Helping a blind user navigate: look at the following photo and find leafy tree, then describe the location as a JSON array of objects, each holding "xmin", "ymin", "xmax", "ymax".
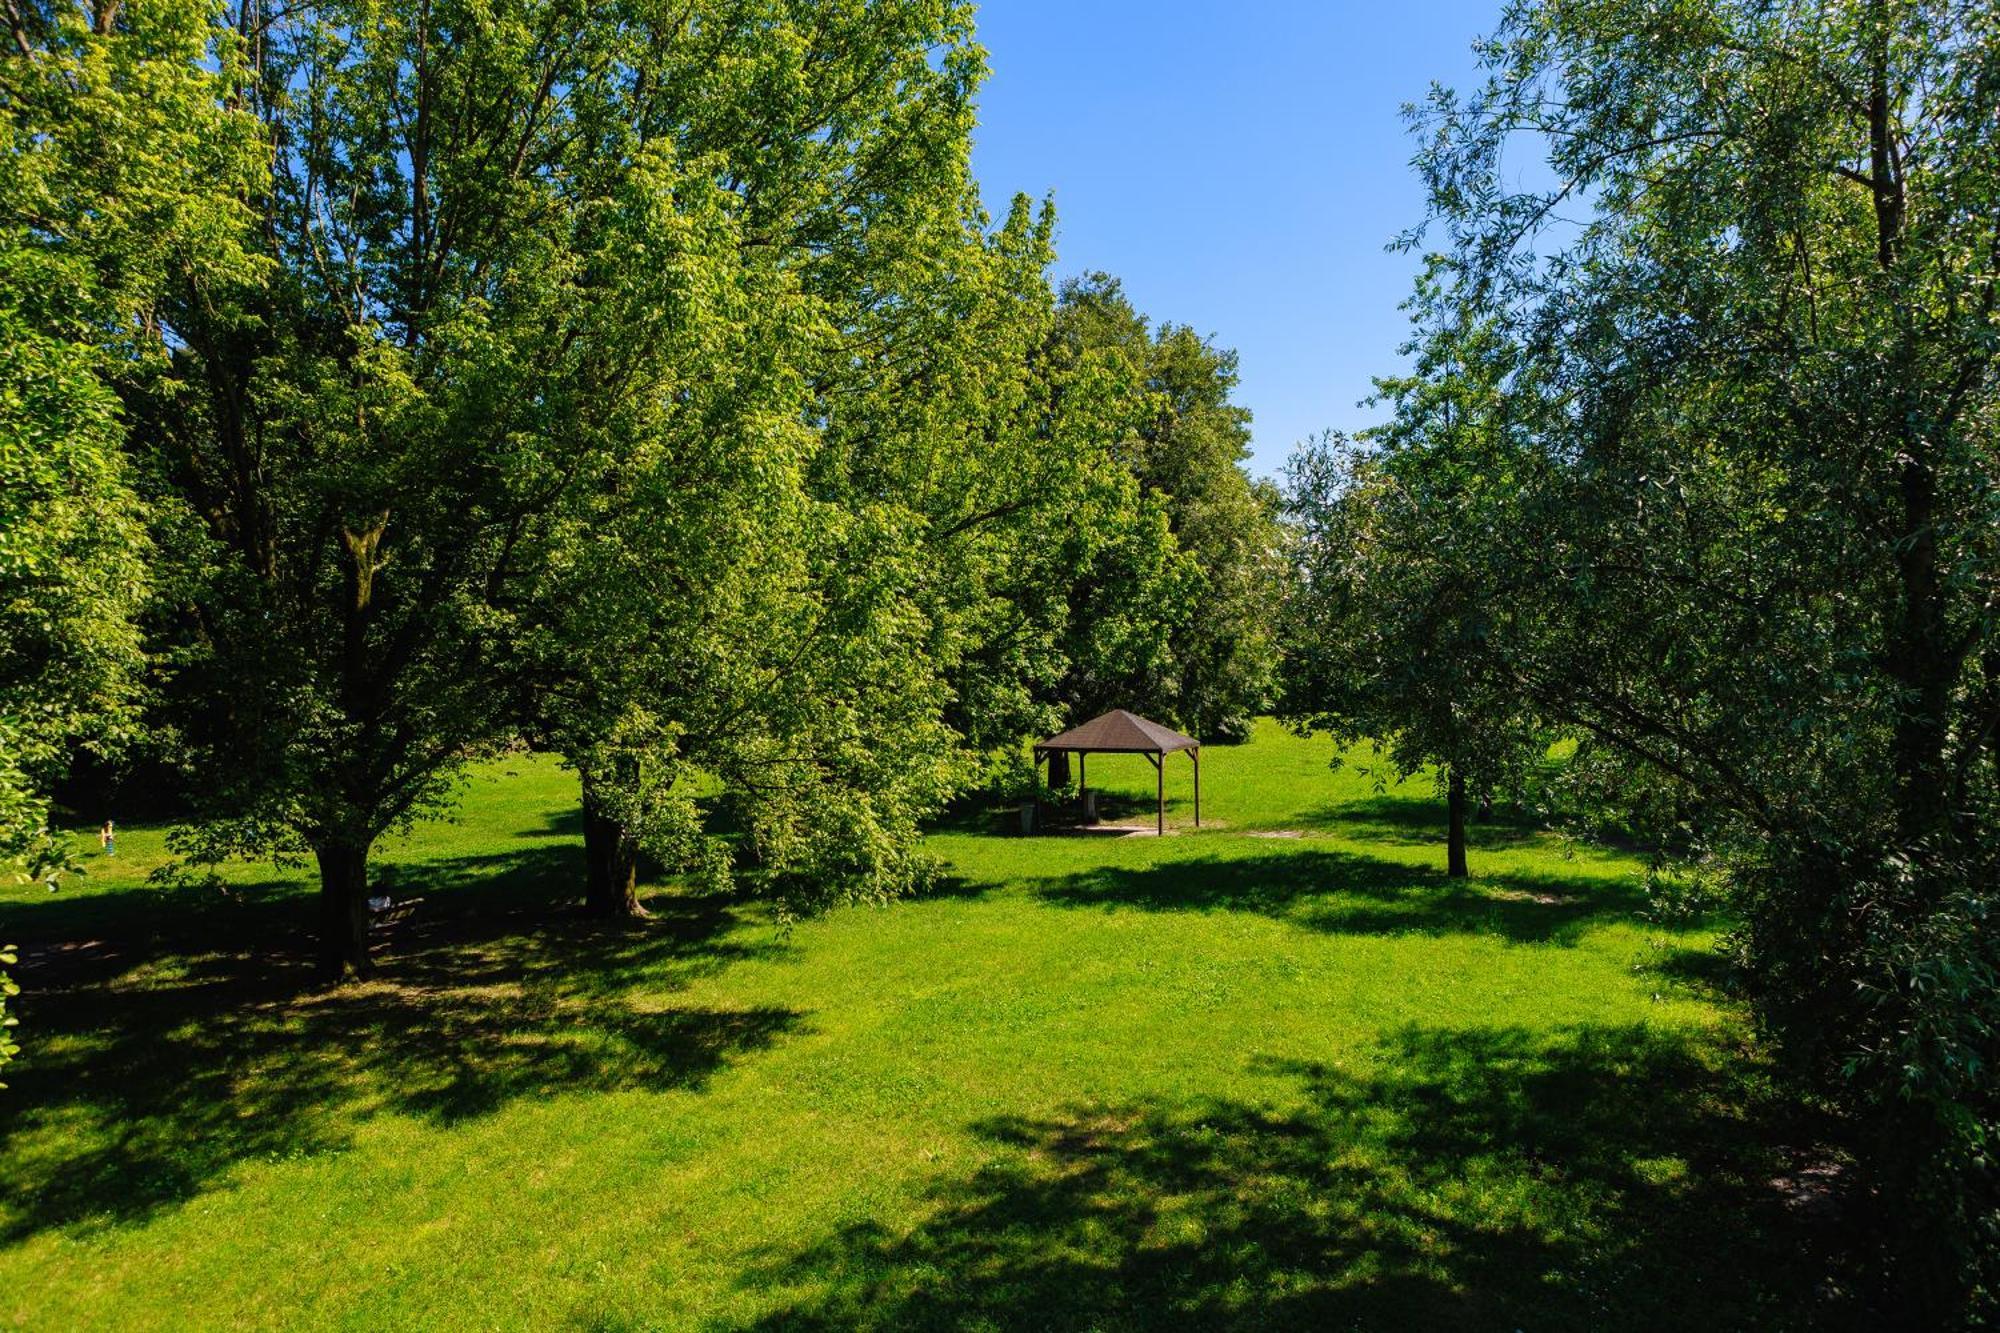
[
  {"xmin": 1, "ymin": 0, "xmax": 262, "ymax": 1077},
  {"xmin": 0, "ymin": 310, "xmax": 140, "ymax": 884},
  {"xmin": 1048, "ymin": 274, "xmax": 1280, "ymax": 741},
  {"xmin": 1279, "ymin": 285, "xmax": 1561, "ymax": 876},
  {"xmin": 518, "ymin": 274, "xmax": 806, "ymax": 916},
  {"xmin": 768, "ymin": 172, "xmax": 1189, "ymax": 794},
  {"xmin": 1378, "ymin": 0, "xmax": 2000, "ymax": 1312},
  {"xmin": 525, "ymin": 301, "xmax": 974, "ymax": 920},
  {"xmin": 510, "ymin": 2, "xmax": 1028, "ymax": 917},
  {"xmin": 1279, "ymin": 418, "xmax": 1546, "ymax": 878},
  {"xmin": 546, "ymin": 90, "xmax": 1281, "ymax": 895}
]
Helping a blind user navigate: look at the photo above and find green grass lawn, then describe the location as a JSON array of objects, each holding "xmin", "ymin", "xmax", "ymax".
[{"xmin": 0, "ymin": 722, "xmax": 1844, "ymax": 1329}]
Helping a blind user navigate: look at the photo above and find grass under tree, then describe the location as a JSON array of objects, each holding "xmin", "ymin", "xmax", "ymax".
[{"xmin": 0, "ymin": 723, "xmax": 1849, "ymax": 1328}]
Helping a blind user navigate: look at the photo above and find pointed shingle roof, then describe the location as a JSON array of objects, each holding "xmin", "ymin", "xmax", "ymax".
[{"xmin": 1034, "ymin": 709, "xmax": 1199, "ymax": 755}]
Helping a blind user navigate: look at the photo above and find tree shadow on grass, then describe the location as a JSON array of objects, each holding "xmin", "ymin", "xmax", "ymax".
[
  {"xmin": 1069, "ymin": 788, "xmax": 1191, "ymax": 826},
  {"xmin": 1302, "ymin": 791, "xmax": 1547, "ymax": 848},
  {"xmin": 516, "ymin": 805, "xmax": 585, "ymax": 839},
  {"xmin": 1635, "ymin": 941, "xmax": 1741, "ymax": 998},
  {"xmin": 743, "ymin": 1024, "xmax": 1855, "ymax": 1331},
  {"xmin": 0, "ymin": 844, "xmax": 800, "ymax": 1244},
  {"xmin": 927, "ymin": 789, "xmax": 1198, "ymax": 839},
  {"xmin": 1035, "ymin": 848, "xmax": 1655, "ymax": 946}
]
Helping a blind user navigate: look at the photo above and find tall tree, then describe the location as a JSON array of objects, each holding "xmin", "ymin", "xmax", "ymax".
[
  {"xmin": 1378, "ymin": 0, "xmax": 2000, "ymax": 1312},
  {"xmin": 1278, "ymin": 302, "xmax": 1552, "ymax": 876},
  {"xmin": 516, "ymin": 1, "xmax": 1017, "ymax": 917},
  {"xmin": 1279, "ymin": 420, "xmax": 1546, "ymax": 880},
  {"xmin": 1048, "ymin": 274, "xmax": 1280, "ymax": 741},
  {"xmin": 2, "ymin": 0, "xmax": 259, "ymax": 872}
]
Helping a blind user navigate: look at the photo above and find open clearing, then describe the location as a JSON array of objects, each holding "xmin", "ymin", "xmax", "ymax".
[{"xmin": 0, "ymin": 723, "xmax": 1836, "ymax": 1328}]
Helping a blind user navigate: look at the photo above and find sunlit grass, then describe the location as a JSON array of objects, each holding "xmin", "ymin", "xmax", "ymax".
[{"xmin": 0, "ymin": 722, "xmax": 1836, "ymax": 1328}]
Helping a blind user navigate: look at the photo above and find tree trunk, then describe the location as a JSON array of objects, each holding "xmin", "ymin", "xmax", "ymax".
[
  {"xmin": 1889, "ymin": 451, "xmax": 1953, "ymax": 847},
  {"xmin": 1985, "ymin": 643, "xmax": 2000, "ymax": 794},
  {"xmin": 580, "ymin": 774, "xmax": 645, "ymax": 918},
  {"xmin": 1446, "ymin": 768, "xmax": 1469, "ymax": 879},
  {"xmin": 1863, "ymin": 16, "xmax": 1953, "ymax": 854},
  {"xmin": 313, "ymin": 840, "xmax": 374, "ymax": 981}
]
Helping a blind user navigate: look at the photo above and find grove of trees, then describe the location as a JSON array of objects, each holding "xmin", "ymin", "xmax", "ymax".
[
  {"xmin": 0, "ymin": 0, "xmax": 1273, "ymax": 986},
  {"xmin": 1280, "ymin": 1, "xmax": 2000, "ymax": 1318}
]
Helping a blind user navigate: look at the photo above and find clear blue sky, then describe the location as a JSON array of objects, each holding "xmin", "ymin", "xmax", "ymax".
[{"xmin": 969, "ymin": 1, "xmax": 1504, "ymax": 478}]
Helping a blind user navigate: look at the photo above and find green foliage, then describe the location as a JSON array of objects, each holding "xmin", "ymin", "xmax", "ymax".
[
  {"xmin": 801, "ymin": 188, "xmax": 1095, "ymax": 774},
  {"xmin": 1353, "ymin": 0, "xmax": 2000, "ymax": 1314},
  {"xmin": 1278, "ymin": 416, "xmax": 1548, "ymax": 805},
  {"xmin": 508, "ymin": 3, "xmax": 1042, "ymax": 909},
  {"xmin": 1049, "ymin": 274, "xmax": 1281, "ymax": 741},
  {"xmin": 0, "ymin": 313, "xmax": 136, "ymax": 884},
  {"xmin": 1, "ymin": 0, "xmax": 264, "ymax": 1080},
  {"xmin": 1276, "ymin": 309, "xmax": 1557, "ymax": 880},
  {"xmin": 83, "ymin": 0, "xmax": 1281, "ymax": 968}
]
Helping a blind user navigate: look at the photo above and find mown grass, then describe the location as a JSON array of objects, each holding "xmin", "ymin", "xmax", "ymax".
[{"xmin": 0, "ymin": 722, "xmax": 1848, "ymax": 1328}]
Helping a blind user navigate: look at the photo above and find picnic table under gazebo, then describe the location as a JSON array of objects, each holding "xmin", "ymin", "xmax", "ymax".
[{"xmin": 1032, "ymin": 709, "xmax": 1200, "ymax": 835}]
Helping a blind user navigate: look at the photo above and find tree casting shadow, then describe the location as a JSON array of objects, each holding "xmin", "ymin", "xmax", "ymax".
[
  {"xmin": 744, "ymin": 1024, "xmax": 1853, "ymax": 1330},
  {"xmin": 0, "ymin": 843, "xmax": 800, "ymax": 1244}
]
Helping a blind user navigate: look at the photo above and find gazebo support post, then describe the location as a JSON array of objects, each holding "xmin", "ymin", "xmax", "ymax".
[
  {"xmin": 1078, "ymin": 752, "xmax": 1087, "ymax": 819},
  {"xmin": 1192, "ymin": 747, "xmax": 1200, "ymax": 827},
  {"xmin": 1151, "ymin": 752, "xmax": 1164, "ymax": 835}
]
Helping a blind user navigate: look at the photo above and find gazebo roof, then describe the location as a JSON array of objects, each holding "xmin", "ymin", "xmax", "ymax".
[{"xmin": 1034, "ymin": 709, "xmax": 1199, "ymax": 755}]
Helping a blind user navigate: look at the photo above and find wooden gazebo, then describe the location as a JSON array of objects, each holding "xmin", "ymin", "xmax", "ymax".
[{"xmin": 1033, "ymin": 709, "xmax": 1200, "ymax": 835}]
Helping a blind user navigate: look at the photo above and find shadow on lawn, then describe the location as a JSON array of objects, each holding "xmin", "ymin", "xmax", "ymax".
[
  {"xmin": 744, "ymin": 1024, "xmax": 1853, "ymax": 1331},
  {"xmin": 517, "ymin": 805, "xmax": 586, "ymax": 839},
  {"xmin": 1036, "ymin": 849, "xmax": 1652, "ymax": 946},
  {"xmin": 0, "ymin": 844, "xmax": 798, "ymax": 1244},
  {"xmin": 927, "ymin": 788, "xmax": 1199, "ymax": 839},
  {"xmin": 1302, "ymin": 792, "xmax": 1548, "ymax": 850}
]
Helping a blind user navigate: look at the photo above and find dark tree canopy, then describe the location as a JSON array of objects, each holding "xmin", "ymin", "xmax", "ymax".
[{"xmin": 1284, "ymin": 0, "xmax": 2000, "ymax": 1314}]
